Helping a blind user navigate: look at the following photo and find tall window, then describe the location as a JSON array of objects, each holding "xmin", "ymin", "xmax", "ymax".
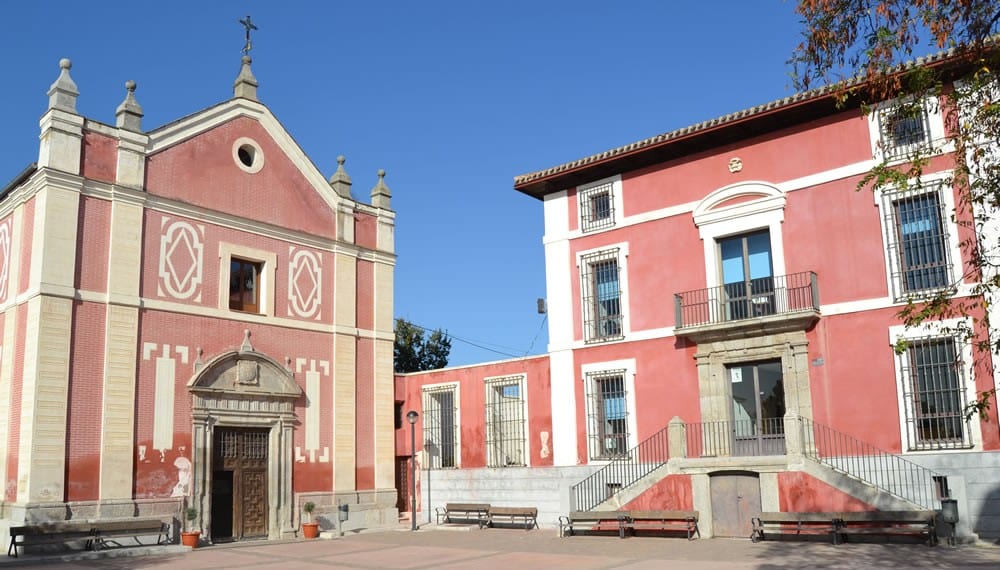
[
  {"xmin": 484, "ymin": 375, "xmax": 526, "ymax": 467},
  {"xmin": 581, "ymin": 249, "xmax": 623, "ymax": 343},
  {"xmin": 881, "ymin": 187, "xmax": 953, "ymax": 300},
  {"xmin": 718, "ymin": 230, "xmax": 774, "ymax": 320},
  {"xmin": 898, "ymin": 337, "xmax": 972, "ymax": 450},
  {"xmin": 580, "ymin": 181, "xmax": 616, "ymax": 232},
  {"xmin": 585, "ymin": 370, "xmax": 629, "ymax": 460},
  {"xmin": 878, "ymin": 103, "xmax": 932, "ymax": 160},
  {"xmin": 229, "ymin": 258, "xmax": 262, "ymax": 313},
  {"xmin": 422, "ymin": 385, "xmax": 458, "ymax": 468}
]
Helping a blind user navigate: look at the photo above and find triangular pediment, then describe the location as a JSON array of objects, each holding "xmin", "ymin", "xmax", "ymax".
[{"xmin": 188, "ymin": 349, "xmax": 302, "ymax": 400}]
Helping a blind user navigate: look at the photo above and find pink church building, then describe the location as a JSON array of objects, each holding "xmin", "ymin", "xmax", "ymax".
[
  {"xmin": 396, "ymin": 52, "xmax": 1000, "ymax": 540},
  {"xmin": 0, "ymin": 56, "xmax": 398, "ymax": 543}
]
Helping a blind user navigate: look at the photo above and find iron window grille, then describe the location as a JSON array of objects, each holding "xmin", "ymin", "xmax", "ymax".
[
  {"xmin": 881, "ymin": 186, "xmax": 954, "ymax": 301},
  {"xmin": 580, "ymin": 249, "xmax": 623, "ymax": 343},
  {"xmin": 484, "ymin": 375, "xmax": 526, "ymax": 467},
  {"xmin": 585, "ymin": 370, "xmax": 630, "ymax": 460},
  {"xmin": 879, "ymin": 102, "xmax": 932, "ymax": 160},
  {"xmin": 898, "ymin": 337, "xmax": 973, "ymax": 451},
  {"xmin": 421, "ymin": 385, "xmax": 458, "ymax": 468},
  {"xmin": 580, "ymin": 181, "xmax": 615, "ymax": 232}
]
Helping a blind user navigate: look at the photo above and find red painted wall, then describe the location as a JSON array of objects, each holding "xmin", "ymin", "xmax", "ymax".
[
  {"xmin": 622, "ymin": 474, "xmax": 693, "ymax": 510},
  {"xmin": 778, "ymin": 471, "xmax": 874, "ymax": 512},
  {"xmin": 356, "ymin": 337, "xmax": 375, "ymax": 489},
  {"xmin": 80, "ymin": 131, "xmax": 117, "ymax": 184},
  {"xmin": 144, "ymin": 117, "xmax": 337, "ymax": 240},
  {"xmin": 65, "ymin": 301, "xmax": 106, "ymax": 501},
  {"xmin": 74, "ymin": 196, "xmax": 111, "ymax": 293}
]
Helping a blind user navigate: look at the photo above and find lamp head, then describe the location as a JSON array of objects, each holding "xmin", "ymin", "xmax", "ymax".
[{"xmin": 406, "ymin": 410, "xmax": 419, "ymax": 425}]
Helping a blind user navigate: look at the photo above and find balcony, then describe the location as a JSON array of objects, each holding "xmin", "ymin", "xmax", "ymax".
[{"xmin": 674, "ymin": 271, "xmax": 820, "ymax": 342}]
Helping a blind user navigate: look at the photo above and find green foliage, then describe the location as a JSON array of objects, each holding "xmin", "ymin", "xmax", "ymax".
[
  {"xmin": 793, "ymin": 1, "xmax": 1000, "ymax": 420},
  {"xmin": 394, "ymin": 318, "xmax": 453, "ymax": 373}
]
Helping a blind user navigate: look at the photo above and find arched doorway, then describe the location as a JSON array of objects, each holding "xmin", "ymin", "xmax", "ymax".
[
  {"xmin": 710, "ymin": 471, "xmax": 762, "ymax": 538},
  {"xmin": 187, "ymin": 332, "xmax": 302, "ymax": 542}
]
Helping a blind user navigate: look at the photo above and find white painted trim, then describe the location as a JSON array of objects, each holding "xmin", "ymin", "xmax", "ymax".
[
  {"xmin": 483, "ymin": 373, "xmax": 530, "ymax": 467},
  {"xmin": 549, "ymin": 349, "xmax": 577, "ymax": 466},
  {"xmin": 218, "ymin": 243, "xmax": 278, "ymax": 317},
  {"xmin": 576, "ymin": 175, "xmax": 623, "ymax": 233},
  {"xmin": 580, "ymin": 358, "xmax": 638, "ymax": 464},
  {"xmin": 576, "ymin": 243, "xmax": 631, "ymax": 344},
  {"xmin": 232, "ymin": 137, "xmax": 265, "ymax": 174},
  {"xmin": 867, "ymin": 94, "xmax": 951, "ymax": 163},
  {"xmin": 888, "ymin": 318, "xmax": 983, "ymax": 454},
  {"xmin": 420, "ymin": 381, "xmax": 462, "ymax": 469}
]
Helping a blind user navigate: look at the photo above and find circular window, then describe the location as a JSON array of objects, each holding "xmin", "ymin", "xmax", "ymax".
[{"xmin": 232, "ymin": 137, "xmax": 264, "ymax": 173}]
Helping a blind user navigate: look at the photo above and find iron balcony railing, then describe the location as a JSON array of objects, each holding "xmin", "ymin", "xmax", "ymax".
[
  {"xmin": 571, "ymin": 423, "xmax": 671, "ymax": 512},
  {"xmin": 685, "ymin": 419, "xmax": 787, "ymax": 458},
  {"xmin": 674, "ymin": 271, "xmax": 819, "ymax": 328},
  {"xmin": 801, "ymin": 417, "xmax": 942, "ymax": 510}
]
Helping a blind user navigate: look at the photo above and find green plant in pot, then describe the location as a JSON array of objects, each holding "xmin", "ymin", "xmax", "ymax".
[
  {"xmin": 302, "ymin": 501, "xmax": 319, "ymax": 539},
  {"xmin": 181, "ymin": 506, "xmax": 201, "ymax": 547}
]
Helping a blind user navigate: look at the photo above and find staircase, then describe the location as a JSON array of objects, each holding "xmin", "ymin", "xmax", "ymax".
[{"xmin": 570, "ymin": 424, "xmax": 670, "ymax": 512}]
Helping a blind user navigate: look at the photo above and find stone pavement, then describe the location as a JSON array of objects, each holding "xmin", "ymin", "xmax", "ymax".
[{"xmin": 3, "ymin": 524, "xmax": 1000, "ymax": 569}]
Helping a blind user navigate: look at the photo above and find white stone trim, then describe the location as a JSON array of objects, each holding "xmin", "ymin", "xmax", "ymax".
[
  {"xmin": 888, "ymin": 318, "xmax": 982, "ymax": 454},
  {"xmin": 218, "ymin": 243, "xmax": 277, "ymax": 317},
  {"xmin": 232, "ymin": 137, "xmax": 264, "ymax": 174},
  {"xmin": 867, "ymin": 94, "xmax": 950, "ymax": 163},
  {"xmin": 549, "ymin": 349, "xmax": 577, "ymax": 466},
  {"xmin": 580, "ymin": 358, "xmax": 638, "ymax": 464},
  {"xmin": 575, "ymin": 242, "xmax": 630, "ymax": 343},
  {"xmin": 483, "ymin": 373, "xmax": 530, "ymax": 467}
]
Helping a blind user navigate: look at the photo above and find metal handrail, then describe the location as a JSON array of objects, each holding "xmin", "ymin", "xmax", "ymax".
[
  {"xmin": 801, "ymin": 417, "xmax": 943, "ymax": 510},
  {"xmin": 570, "ymin": 424, "xmax": 671, "ymax": 512},
  {"xmin": 674, "ymin": 271, "xmax": 819, "ymax": 328},
  {"xmin": 685, "ymin": 419, "xmax": 787, "ymax": 458}
]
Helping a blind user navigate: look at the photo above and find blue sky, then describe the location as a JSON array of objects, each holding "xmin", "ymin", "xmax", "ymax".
[{"xmin": 0, "ymin": 1, "xmax": 807, "ymax": 366}]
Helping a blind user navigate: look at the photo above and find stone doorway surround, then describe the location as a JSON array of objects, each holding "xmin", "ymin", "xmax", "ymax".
[{"xmin": 187, "ymin": 331, "xmax": 302, "ymax": 542}]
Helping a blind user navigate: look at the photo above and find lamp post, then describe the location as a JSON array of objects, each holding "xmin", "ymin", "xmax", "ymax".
[{"xmin": 406, "ymin": 410, "xmax": 419, "ymax": 531}]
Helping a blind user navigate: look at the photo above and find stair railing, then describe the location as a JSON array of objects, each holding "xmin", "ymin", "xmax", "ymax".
[{"xmin": 570, "ymin": 423, "xmax": 671, "ymax": 512}]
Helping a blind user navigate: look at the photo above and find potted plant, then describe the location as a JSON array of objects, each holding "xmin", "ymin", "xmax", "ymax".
[
  {"xmin": 302, "ymin": 501, "xmax": 319, "ymax": 539},
  {"xmin": 181, "ymin": 506, "xmax": 201, "ymax": 547}
]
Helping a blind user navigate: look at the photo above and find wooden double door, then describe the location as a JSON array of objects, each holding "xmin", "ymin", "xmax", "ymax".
[
  {"xmin": 211, "ymin": 428, "xmax": 269, "ymax": 541},
  {"xmin": 710, "ymin": 472, "xmax": 762, "ymax": 538}
]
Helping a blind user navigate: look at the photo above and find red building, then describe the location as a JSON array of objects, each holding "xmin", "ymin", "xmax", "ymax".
[
  {"xmin": 396, "ymin": 53, "xmax": 999, "ymax": 540},
  {"xmin": 0, "ymin": 56, "xmax": 398, "ymax": 543}
]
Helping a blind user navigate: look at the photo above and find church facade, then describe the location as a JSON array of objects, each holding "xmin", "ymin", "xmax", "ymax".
[{"xmin": 0, "ymin": 56, "xmax": 397, "ymax": 542}]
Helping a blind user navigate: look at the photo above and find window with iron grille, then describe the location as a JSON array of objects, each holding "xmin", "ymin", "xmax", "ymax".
[
  {"xmin": 881, "ymin": 186, "xmax": 954, "ymax": 300},
  {"xmin": 878, "ymin": 103, "xmax": 931, "ymax": 160},
  {"xmin": 898, "ymin": 337, "xmax": 972, "ymax": 450},
  {"xmin": 484, "ymin": 375, "xmax": 526, "ymax": 467},
  {"xmin": 585, "ymin": 370, "xmax": 629, "ymax": 460},
  {"xmin": 421, "ymin": 385, "xmax": 458, "ymax": 468},
  {"xmin": 580, "ymin": 249, "xmax": 623, "ymax": 343},
  {"xmin": 580, "ymin": 181, "xmax": 615, "ymax": 232}
]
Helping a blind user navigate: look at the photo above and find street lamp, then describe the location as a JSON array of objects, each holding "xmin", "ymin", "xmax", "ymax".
[{"xmin": 406, "ymin": 410, "xmax": 419, "ymax": 531}]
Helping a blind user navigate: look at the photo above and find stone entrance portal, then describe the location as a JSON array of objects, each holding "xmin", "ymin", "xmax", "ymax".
[{"xmin": 188, "ymin": 332, "xmax": 302, "ymax": 542}]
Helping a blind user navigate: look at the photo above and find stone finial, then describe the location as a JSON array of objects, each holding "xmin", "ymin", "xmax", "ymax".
[
  {"xmin": 115, "ymin": 80, "xmax": 144, "ymax": 131},
  {"xmin": 240, "ymin": 329, "xmax": 254, "ymax": 352},
  {"xmin": 233, "ymin": 55, "xmax": 258, "ymax": 101},
  {"xmin": 47, "ymin": 58, "xmax": 79, "ymax": 113},
  {"xmin": 329, "ymin": 155, "xmax": 353, "ymax": 198},
  {"xmin": 370, "ymin": 169, "xmax": 391, "ymax": 209}
]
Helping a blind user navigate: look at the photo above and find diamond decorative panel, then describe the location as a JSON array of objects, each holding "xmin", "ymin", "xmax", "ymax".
[
  {"xmin": 157, "ymin": 219, "xmax": 204, "ymax": 301},
  {"xmin": 0, "ymin": 219, "xmax": 10, "ymax": 303},
  {"xmin": 288, "ymin": 248, "xmax": 321, "ymax": 319}
]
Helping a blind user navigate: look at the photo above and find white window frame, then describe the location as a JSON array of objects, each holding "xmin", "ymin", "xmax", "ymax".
[
  {"xmin": 576, "ymin": 243, "xmax": 630, "ymax": 343},
  {"xmin": 421, "ymin": 382, "xmax": 461, "ymax": 469},
  {"xmin": 483, "ymin": 373, "xmax": 529, "ymax": 468},
  {"xmin": 889, "ymin": 318, "xmax": 981, "ymax": 453},
  {"xmin": 873, "ymin": 172, "xmax": 962, "ymax": 302},
  {"xmin": 218, "ymin": 243, "xmax": 277, "ymax": 317},
  {"xmin": 867, "ymin": 94, "xmax": 947, "ymax": 163},
  {"xmin": 581, "ymin": 359, "xmax": 638, "ymax": 463},
  {"xmin": 577, "ymin": 175, "xmax": 623, "ymax": 233}
]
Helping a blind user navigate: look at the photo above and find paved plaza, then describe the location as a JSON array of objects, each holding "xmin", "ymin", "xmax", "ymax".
[{"xmin": 3, "ymin": 524, "xmax": 1000, "ymax": 569}]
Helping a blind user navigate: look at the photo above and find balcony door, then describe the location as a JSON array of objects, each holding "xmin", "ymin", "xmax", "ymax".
[
  {"xmin": 719, "ymin": 231, "xmax": 774, "ymax": 320},
  {"xmin": 729, "ymin": 360, "xmax": 785, "ymax": 456}
]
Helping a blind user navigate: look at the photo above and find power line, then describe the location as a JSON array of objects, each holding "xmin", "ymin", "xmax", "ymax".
[{"xmin": 402, "ymin": 320, "xmax": 527, "ymax": 360}]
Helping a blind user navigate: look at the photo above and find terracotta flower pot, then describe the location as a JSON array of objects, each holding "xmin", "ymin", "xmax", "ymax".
[
  {"xmin": 181, "ymin": 531, "xmax": 201, "ymax": 547},
  {"xmin": 302, "ymin": 522, "xmax": 319, "ymax": 539}
]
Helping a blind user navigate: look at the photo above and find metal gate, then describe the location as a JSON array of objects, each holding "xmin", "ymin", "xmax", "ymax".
[
  {"xmin": 212, "ymin": 428, "xmax": 269, "ymax": 541},
  {"xmin": 710, "ymin": 472, "xmax": 761, "ymax": 538}
]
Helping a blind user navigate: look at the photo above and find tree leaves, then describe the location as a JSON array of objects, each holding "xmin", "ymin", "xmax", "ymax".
[{"xmin": 393, "ymin": 318, "xmax": 453, "ymax": 373}]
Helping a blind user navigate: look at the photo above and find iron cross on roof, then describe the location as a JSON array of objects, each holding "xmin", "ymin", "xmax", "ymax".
[{"xmin": 239, "ymin": 15, "xmax": 258, "ymax": 55}]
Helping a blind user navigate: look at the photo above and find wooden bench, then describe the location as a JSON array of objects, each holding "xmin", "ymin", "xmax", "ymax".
[
  {"xmin": 8, "ymin": 522, "xmax": 96, "ymax": 558},
  {"xmin": 558, "ymin": 511, "xmax": 629, "ymax": 538},
  {"xmin": 836, "ymin": 510, "xmax": 937, "ymax": 546},
  {"xmin": 91, "ymin": 518, "xmax": 169, "ymax": 551},
  {"xmin": 752, "ymin": 512, "xmax": 841, "ymax": 544},
  {"xmin": 487, "ymin": 506, "xmax": 538, "ymax": 530},
  {"xmin": 435, "ymin": 503, "xmax": 491, "ymax": 528},
  {"xmin": 622, "ymin": 510, "xmax": 700, "ymax": 540}
]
